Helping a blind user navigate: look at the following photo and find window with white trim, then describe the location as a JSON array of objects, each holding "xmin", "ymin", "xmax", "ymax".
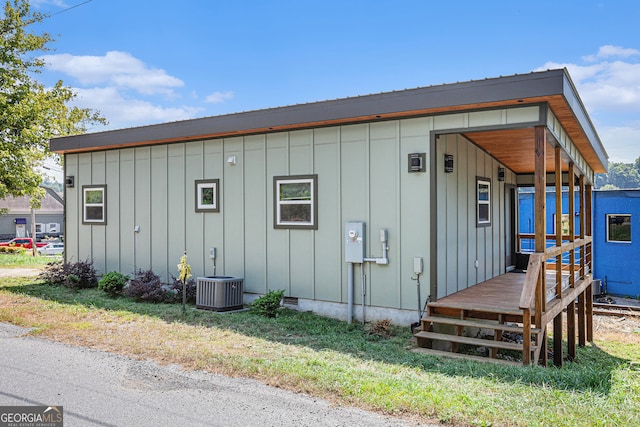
[
  {"xmin": 83, "ymin": 185, "xmax": 106, "ymax": 224},
  {"xmin": 606, "ymin": 214, "xmax": 631, "ymax": 242},
  {"xmin": 273, "ymin": 175, "xmax": 317, "ymax": 229},
  {"xmin": 476, "ymin": 177, "xmax": 491, "ymax": 227},
  {"xmin": 195, "ymin": 179, "xmax": 219, "ymax": 212}
]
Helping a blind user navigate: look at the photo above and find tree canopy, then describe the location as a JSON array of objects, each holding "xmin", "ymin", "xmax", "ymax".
[
  {"xmin": 0, "ymin": 0, "xmax": 105, "ymax": 204},
  {"xmin": 595, "ymin": 158, "xmax": 640, "ymax": 190}
]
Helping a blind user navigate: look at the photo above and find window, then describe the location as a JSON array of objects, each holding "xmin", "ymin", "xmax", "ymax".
[
  {"xmin": 83, "ymin": 185, "xmax": 106, "ymax": 224},
  {"xmin": 274, "ymin": 175, "xmax": 318, "ymax": 229},
  {"xmin": 476, "ymin": 177, "xmax": 491, "ymax": 227},
  {"xmin": 195, "ymin": 179, "xmax": 219, "ymax": 212},
  {"xmin": 606, "ymin": 214, "xmax": 631, "ymax": 242}
]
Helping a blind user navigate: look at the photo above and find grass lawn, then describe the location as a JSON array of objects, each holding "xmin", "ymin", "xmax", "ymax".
[
  {"xmin": 0, "ymin": 251, "xmax": 59, "ymax": 268},
  {"xmin": 0, "ymin": 263, "xmax": 638, "ymax": 426}
]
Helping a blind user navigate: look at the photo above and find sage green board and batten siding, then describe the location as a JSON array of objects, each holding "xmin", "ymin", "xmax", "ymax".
[
  {"xmin": 435, "ymin": 134, "xmax": 516, "ymax": 301},
  {"xmin": 64, "ymin": 118, "xmax": 429, "ymax": 311},
  {"xmin": 63, "ymin": 105, "xmax": 537, "ymax": 311}
]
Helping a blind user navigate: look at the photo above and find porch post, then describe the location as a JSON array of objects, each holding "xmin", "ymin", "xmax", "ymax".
[
  {"xmin": 578, "ymin": 175, "xmax": 587, "ymax": 347},
  {"xmin": 554, "ymin": 148, "xmax": 563, "ymax": 296},
  {"xmin": 553, "ymin": 147, "xmax": 563, "ymax": 367},
  {"xmin": 586, "ymin": 183, "xmax": 594, "ymax": 342},
  {"xmin": 534, "ymin": 125, "xmax": 547, "ymax": 366},
  {"xmin": 567, "ymin": 163, "xmax": 577, "ymax": 361},
  {"xmin": 568, "ymin": 163, "xmax": 576, "ymax": 289},
  {"xmin": 579, "ymin": 175, "xmax": 586, "ymax": 278}
]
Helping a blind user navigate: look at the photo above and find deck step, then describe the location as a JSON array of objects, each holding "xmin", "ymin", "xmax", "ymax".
[
  {"xmin": 411, "ymin": 347, "xmax": 522, "ymax": 366},
  {"xmin": 414, "ymin": 331, "xmax": 537, "ymax": 352},
  {"xmin": 427, "ymin": 301, "xmax": 524, "ymax": 316},
  {"xmin": 421, "ymin": 316, "xmax": 541, "ymax": 334}
]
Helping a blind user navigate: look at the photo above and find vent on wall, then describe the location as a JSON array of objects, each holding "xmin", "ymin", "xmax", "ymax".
[{"xmin": 283, "ymin": 297, "xmax": 299, "ymax": 306}]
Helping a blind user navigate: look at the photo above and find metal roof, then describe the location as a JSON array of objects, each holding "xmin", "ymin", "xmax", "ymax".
[{"xmin": 50, "ymin": 69, "xmax": 608, "ymax": 173}]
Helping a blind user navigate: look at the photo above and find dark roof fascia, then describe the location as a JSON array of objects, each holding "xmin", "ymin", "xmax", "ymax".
[
  {"xmin": 560, "ymin": 72, "xmax": 609, "ymax": 172},
  {"xmin": 51, "ymin": 69, "xmax": 596, "ymax": 158}
]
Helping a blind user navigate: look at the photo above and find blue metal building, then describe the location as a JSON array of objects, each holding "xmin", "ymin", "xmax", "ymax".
[{"xmin": 519, "ymin": 189, "xmax": 639, "ymax": 298}]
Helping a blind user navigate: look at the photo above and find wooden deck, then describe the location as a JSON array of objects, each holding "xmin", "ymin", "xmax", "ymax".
[
  {"xmin": 414, "ymin": 269, "xmax": 593, "ymax": 366},
  {"xmin": 427, "ymin": 272, "xmax": 567, "ymax": 318}
]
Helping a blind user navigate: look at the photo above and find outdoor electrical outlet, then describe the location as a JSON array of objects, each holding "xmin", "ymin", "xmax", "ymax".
[{"xmin": 474, "ymin": 260, "xmax": 479, "ymax": 268}]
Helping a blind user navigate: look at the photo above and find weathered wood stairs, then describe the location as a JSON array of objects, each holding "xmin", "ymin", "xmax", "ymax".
[{"xmin": 414, "ymin": 305, "xmax": 544, "ymax": 365}]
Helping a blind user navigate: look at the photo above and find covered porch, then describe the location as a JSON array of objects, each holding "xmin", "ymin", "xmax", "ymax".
[
  {"xmin": 415, "ymin": 253, "xmax": 594, "ymax": 365},
  {"xmin": 415, "ymin": 71, "xmax": 607, "ymax": 367}
]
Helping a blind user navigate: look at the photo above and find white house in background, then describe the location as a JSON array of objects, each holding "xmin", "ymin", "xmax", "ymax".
[
  {"xmin": 50, "ymin": 69, "xmax": 607, "ymax": 327},
  {"xmin": 0, "ymin": 187, "xmax": 64, "ymax": 240}
]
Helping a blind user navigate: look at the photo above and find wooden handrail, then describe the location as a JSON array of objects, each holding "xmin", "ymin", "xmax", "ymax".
[
  {"xmin": 519, "ymin": 253, "xmax": 543, "ymax": 309},
  {"xmin": 545, "ymin": 238, "xmax": 587, "ymax": 258},
  {"xmin": 518, "ymin": 234, "xmax": 592, "ymax": 245},
  {"xmin": 518, "ymin": 234, "xmax": 592, "ymax": 259}
]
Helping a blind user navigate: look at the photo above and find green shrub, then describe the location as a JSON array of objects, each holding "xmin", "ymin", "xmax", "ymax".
[
  {"xmin": 38, "ymin": 259, "xmax": 98, "ymax": 290},
  {"xmin": 98, "ymin": 271, "xmax": 129, "ymax": 297},
  {"xmin": 251, "ymin": 289, "xmax": 285, "ymax": 318}
]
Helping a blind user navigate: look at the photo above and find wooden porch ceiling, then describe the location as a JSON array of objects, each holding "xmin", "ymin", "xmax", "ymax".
[
  {"xmin": 463, "ymin": 95, "xmax": 604, "ymax": 175},
  {"xmin": 463, "ymin": 127, "xmax": 566, "ymax": 174}
]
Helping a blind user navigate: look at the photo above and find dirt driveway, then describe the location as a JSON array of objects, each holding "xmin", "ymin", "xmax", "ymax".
[{"xmin": 0, "ymin": 267, "xmax": 41, "ymax": 278}]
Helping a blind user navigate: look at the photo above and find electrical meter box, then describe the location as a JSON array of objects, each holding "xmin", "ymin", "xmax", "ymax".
[{"xmin": 345, "ymin": 221, "xmax": 365, "ymax": 263}]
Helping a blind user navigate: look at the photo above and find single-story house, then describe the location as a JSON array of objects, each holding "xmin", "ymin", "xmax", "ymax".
[
  {"xmin": 0, "ymin": 187, "xmax": 64, "ymax": 240},
  {"xmin": 51, "ymin": 69, "xmax": 608, "ymax": 365}
]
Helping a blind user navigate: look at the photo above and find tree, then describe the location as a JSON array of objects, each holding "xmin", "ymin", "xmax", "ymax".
[
  {"xmin": 595, "ymin": 161, "xmax": 640, "ymax": 190},
  {"xmin": 0, "ymin": 0, "xmax": 105, "ymax": 204}
]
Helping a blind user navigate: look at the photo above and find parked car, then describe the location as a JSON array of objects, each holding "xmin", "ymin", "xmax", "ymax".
[
  {"xmin": 37, "ymin": 242, "xmax": 64, "ymax": 256},
  {"xmin": 0, "ymin": 238, "xmax": 48, "ymax": 250}
]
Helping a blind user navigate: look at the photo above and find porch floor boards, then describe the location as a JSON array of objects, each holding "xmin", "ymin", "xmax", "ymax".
[
  {"xmin": 427, "ymin": 271, "xmax": 562, "ymax": 315},
  {"xmin": 428, "ymin": 272, "xmax": 528, "ymax": 315}
]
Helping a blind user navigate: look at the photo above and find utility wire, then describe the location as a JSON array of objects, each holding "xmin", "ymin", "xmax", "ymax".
[{"xmin": 50, "ymin": 0, "xmax": 94, "ymax": 17}]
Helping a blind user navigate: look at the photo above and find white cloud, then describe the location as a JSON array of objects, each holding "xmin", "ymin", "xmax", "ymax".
[
  {"xmin": 31, "ymin": 0, "xmax": 68, "ymax": 7},
  {"xmin": 41, "ymin": 51, "xmax": 184, "ymax": 95},
  {"xmin": 537, "ymin": 45, "xmax": 640, "ymax": 163},
  {"xmin": 205, "ymin": 91, "xmax": 234, "ymax": 103},
  {"xmin": 583, "ymin": 45, "xmax": 640, "ymax": 62},
  {"xmin": 537, "ymin": 60, "xmax": 640, "ymax": 113},
  {"xmin": 597, "ymin": 124, "xmax": 640, "ymax": 163},
  {"xmin": 74, "ymin": 87, "xmax": 201, "ymax": 129}
]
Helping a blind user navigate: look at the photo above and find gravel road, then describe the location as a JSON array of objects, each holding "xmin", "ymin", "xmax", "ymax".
[{"xmin": 0, "ymin": 323, "xmax": 430, "ymax": 427}]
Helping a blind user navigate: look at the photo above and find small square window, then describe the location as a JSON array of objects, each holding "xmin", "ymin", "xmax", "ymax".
[
  {"xmin": 476, "ymin": 177, "xmax": 491, "ymax": 227},
  {"xmin": 274, "ymin": 175, "xmax": 318, "ymax": 229},
  {"xmin": 195, "ymin": 179, "xmax": 219, "ymax": 212},
  {"xmin": 606, "ymin": 214, "xmax": 631, "ymax": 242},
  {"xmin": 82, "ymin": 185, "xmax": 106, "ymax": 225}
]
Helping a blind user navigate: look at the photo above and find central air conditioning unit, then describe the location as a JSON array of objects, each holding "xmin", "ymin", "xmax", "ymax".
[{"xmin": 196, "ymin": 276, "xmax": 244, "ymax": 312}]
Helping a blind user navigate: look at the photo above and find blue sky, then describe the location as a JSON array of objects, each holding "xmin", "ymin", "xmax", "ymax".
[{"xmin": 32, "ymin": 0, "xmax": 640, "ymax": 167}]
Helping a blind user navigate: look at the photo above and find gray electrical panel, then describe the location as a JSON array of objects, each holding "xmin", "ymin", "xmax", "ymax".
[{"xmin": 345, "ymin": 221, "xmax": 365, "ymax": 263}]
